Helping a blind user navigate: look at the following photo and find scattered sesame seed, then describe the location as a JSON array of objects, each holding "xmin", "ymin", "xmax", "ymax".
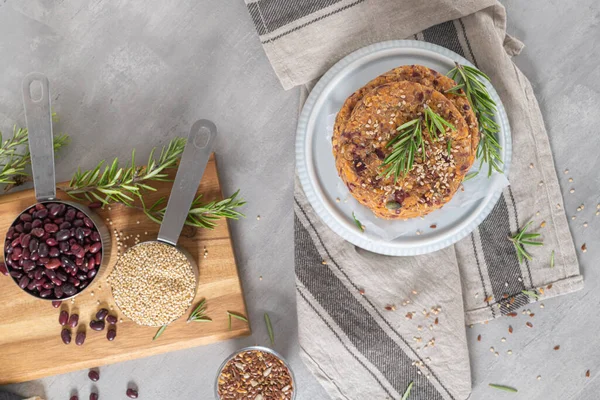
[
  {"xmin": 584, "ymin": 222, "xmax": 588, "ymax": 227},
  {"xmin": 564, "ymin": 169, "xmax": 569, "ymax": 174},
  {"xmin": 136, "ymin": 220, "xmax": 140, "ymax": 224},
  {"xmin": 540, "ymin": 304, "xmax": 545, "ymax": 308},
  {"xmin": 538, "ymin": 181, "xmax": 544, "ymax": 186},
  {"xmin": 569, "ymin": 178, "xmax": 573, "ymax": 182},
  {"xmin": 507, "ymin": 350, "xmax": 512, "ymax": 355},
  {"xmin": 490, "ymin": 347, "xmax": 495, "ymax": 352},
  {"xmin": 321, "ymin": 260, "xmax": 327, "ymax": 265},
  {"xmin": 91, "ymin": 292, "xmax": 94, "ymax": 296},
  {"xmin": 572, "ymin": 216, "xmax": 576, "ymax": 220},
  {"xmin": 537, "ymin": 375, "xmax": 542, "ymax": 380},
  {"xmin": 259, "ymin": 276, "xmax": 263, "ymax": 281},
  {"xmin": 536, "ymin": 211, "xmax": 540, "ymax": 216},
  {"xmin": 529, "ymin": 163, "xmax": 534, "ymax": 169},
  {"xmin": 256, "ymin": 215, "xmax": 261, "ymax": 220},
  {"xmin": 581, "ymin": 243, "xmax": 587, "ymax": 253},
  {"xmin": 495, "ymin": 352, "xmax": 499, "ymax": 357},
  {"xmin": 540, "ymin": 221, "xmax": 546, "ymax": 228},
  {"xmin": 336, "ymin": 198, "xmax": 340, "ymax": 203},
  {"xmin": 570, "ymin": 189, "xmax": 575, "ymax": 193},
  {"xmin": 501, "ymin": 337, "xmax": 506, "ymax": 342}
]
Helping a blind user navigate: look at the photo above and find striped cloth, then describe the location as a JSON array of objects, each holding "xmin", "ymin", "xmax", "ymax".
[{"xmin": 247, "ymin": 1, "xmax": 583, "ymax": 399}]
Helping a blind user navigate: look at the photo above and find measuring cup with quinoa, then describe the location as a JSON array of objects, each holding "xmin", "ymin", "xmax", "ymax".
[
  {"xmin": 109, "ymin": 120, "xmax": 217, "ymax": 326},
  {"xmin": 216, "ymin": 346, "xmax": 295, "ymax": 400}
]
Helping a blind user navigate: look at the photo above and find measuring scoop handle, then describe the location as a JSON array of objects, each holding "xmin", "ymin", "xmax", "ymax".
[
  {"xmin": 157, "ymin": 120, "xmax": 217, "ymax": 246},
  {"xmin": 22, "ymin": 72, "xmax": 56, "ymax": 202}
]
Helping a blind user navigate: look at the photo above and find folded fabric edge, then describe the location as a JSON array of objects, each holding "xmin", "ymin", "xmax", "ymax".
[{"xmin": 465, "ymin": 274, "xmax": 584, "ymax": 325}]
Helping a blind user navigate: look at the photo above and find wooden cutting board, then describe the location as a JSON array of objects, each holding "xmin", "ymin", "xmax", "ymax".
[{"xmin": 0, "ymin": 154, "xmax": 250, "ymax": 385}]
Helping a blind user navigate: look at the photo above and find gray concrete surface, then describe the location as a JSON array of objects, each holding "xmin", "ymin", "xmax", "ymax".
[{"xmin": 0, "ymin": 1, "xmax": 598, "ymax": 399}]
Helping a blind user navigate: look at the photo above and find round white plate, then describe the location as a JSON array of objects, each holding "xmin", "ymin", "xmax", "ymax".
[{"xmin": 296, "ymin": 40, "xmax": 512, "ymax": 256}]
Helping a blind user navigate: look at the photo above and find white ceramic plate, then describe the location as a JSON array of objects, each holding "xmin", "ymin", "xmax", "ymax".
[{"xmin": 296, "ymin": 40, "xmax": 512, "ymax": 256}]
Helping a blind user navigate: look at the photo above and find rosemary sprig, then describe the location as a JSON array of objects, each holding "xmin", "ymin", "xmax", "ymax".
[
  {"xmin": 187, "ymin": 298, "xmax": 212, "ymax": 323},
  {"xmin": 62, "ymin": 137, "xmax": 186, "ymax": 206},
  {"xmin": 379, "ymin": 118, "xmax": 422, "ymax": 182},
  {"xmin": 448, "ymin": 63, "xmax": 503, "ymax": 177},
  {"xmin": 227, "ymin": 311, "xmax": 248, "ymax": 330},
  {"xmin": 508, "ymin": 221, "xmax": 543, "ymax": 263},
  {"xmin": 401, "ymin": 382, "xmax": 414, "ymax": 400},
  {"xmin": 264, "ymin": 313, "xmax": 275, "ymax": 346},
  {"xmin": 0, "ymin": 126, "xmax": 69, "ymax": 184},
  {"xmin": 522, "ymin": 289, "xmax": 540, "ymax": 299},
  {"xmin": 488, "ymin": 383, "xmax": 518, "ymax": 393},
  {"xmin": 380, "ymin": 108, "xmax": 455, "ymax": 183},
  {"xmin": 143, "ymin": 189, "xmax": 246, "ymax": 230},
  {"xmin": 423, "ymin": 105, "xmax": 455, "ymax": 141},
  {"xmin": 153, "ymin": 325, "xmax": 168, "ymax": 340},
  {"xmin": 352, "ymin": 212, "xmax": 364, "ymax": 233}
]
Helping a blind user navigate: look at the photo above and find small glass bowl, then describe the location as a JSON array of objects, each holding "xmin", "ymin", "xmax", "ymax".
[{"xmin": 214, "ymin": 346, "xmax": 296, "ymax": 400}]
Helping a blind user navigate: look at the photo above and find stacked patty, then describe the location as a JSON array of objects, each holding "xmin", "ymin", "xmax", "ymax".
[{"xmin": 333, "ymin": 65, "xmax": 478, "ymax": 219}]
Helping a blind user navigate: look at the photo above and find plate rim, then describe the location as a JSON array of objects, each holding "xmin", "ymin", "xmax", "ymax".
[{"xmin": 296, "ymin": 39, "xmax": 512, "ymax": 256}]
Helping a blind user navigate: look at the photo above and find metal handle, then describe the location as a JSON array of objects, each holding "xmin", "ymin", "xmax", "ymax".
[
  {"xmin": 157, "ymin": 119, "xmax": 217, "ymax": 246},
  {"xmin": 22, "ymin": 72, "xmax": 56, "ymax": 202}
]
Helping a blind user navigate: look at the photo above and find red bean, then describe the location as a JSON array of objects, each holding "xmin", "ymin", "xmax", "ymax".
[
  {"xmin": 106, "ymin": 315, "xmax": 117, "ymax": 324},
  {"xmin": 88, "ymin": 369, "xmax": 100, "ymax": 381},
  {"xmin": 96, "ymin": 309, "xmax": 109, "ymax": 320},
  {"xmin": 59, "ymin": 310, "xmax": 69, "ymax": 325},
  {"xmin": 68, "ymin": 314, "xmax": 79, "ymax": 328},
  {"xmin": 73, "ymin": 219, "xmax": 84, "ymax": 227},
  {"xmin": 44, "ymin": 223, "xmax": 59, "ymax": 233},
  {"xmin": 14, "ymin": 224, "xmax": 24, "ymax": 233},
  {"xmin": 63, "ymin": 283, "xmax": 77, "ymax": 296},
  {"xmin": 46, "ymin": 258, "xmax": 62, "ymax": 270},
  {"xmin": 87, "ymin": 269, "xmax": 97, "ymax": 279},
  {"xmin": 18, "ymin": 275, "xmax": 30, "ymax": 289},
  {"xmin": 90, "ymin": 320, "xmax": 105, "ymax": 331},
  {"xmin": 20, "ymin": 213, "xmax": 32, "ymax": 222},
  {"xmin": 0, "ymin": 262, "xmax": 8, "ymax": 276},
  {"xmin": 90, "ymin": 393, "xmax": 98, "ymax": 400},
  {"xmin": 23, "ymin": 260, "xmax": 36, "ymax": 272},
  {"xmin": 26, "ymin": 280, "xmax": 36, "ymax": 290},
  {"xmin": 31, "ymin": 227, "xmax": 45, "ymax": 237},
  {"xmin": 126, "ymin": 389, "xmax": 138, "ymax": 398},
  {"xmin": 31, "ymin": 219, "xmax": 42, "ymax": 229},
  {"xmin": 56, "ymin": 229, "xmax": 70, "ymax": 241},
  {"xmin": 10, "ymin": 270, "xmax": 23, "ymax": 279},
  {"xmin": 70, "ymin": 396, "xmax": 79, "ymax": 400},
  {"xmin": 39, "ymin": 289, "xmax": 52, "ymax": 297},
  {"xmin": 89, "ymin": 242, "xmax": 102, "ymax": 254},
  {"xmin": 90, "ymin": 231, "xmax": 101, "ymax": 242},
  {"xmin": 61, "ymin": 329, "xmax": 71, "ymax": 344},
  {"xmin": 95, "ymin": 252, "xmax": 101, "ymax": 265},
  {"xmin": 54, "ymin": 285, "xmax": 64, "ymax": 298},
  {"xmin": 107, "ymin": 328, "xmax": 116, "ymax": 341},
  {"xmin": 75, "ymin": 331, "xmax": 86, "ymax": 346}
]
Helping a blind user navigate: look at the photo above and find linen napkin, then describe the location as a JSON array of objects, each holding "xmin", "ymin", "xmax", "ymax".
[{"xmin": 247, "ymin": 1, "xmax": 583, "ymax": 399}]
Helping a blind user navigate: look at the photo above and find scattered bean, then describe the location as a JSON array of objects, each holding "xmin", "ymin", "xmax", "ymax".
[
  {"xmin": 70, "ymin": 396, "xmax": 79, "ymax": 400},
  {"xmin": 68, "ymin": 314, "xmax": 79, "ymax": 328},
  {"xmin": 126, "ymin": 388, "xmax": 138, "ymax": 398},
  {"xmin": 61, "ymin": 329, "xmax": 71, "ymax": 344},
  {"xmin": 75, "ymin": 331, "xmax": 86, "ymax": 346},
  {"xmin": 90, "ymin": 320, "xmax": 106, "ymax": 331},
  {"xmin": 107, "ymin": 328, "xmax": 117, "ymax": 341},
  {"xmin": 106, "ymin": 315, "xmax": 118, "ymax": 325},
  {"xmin": 90, "ymin": 393, "xmax": 98, "ymax": 400},
  {"xmin": 96, "ymin": 308, "xmax": 109, "ymax": 320},
  {"xmin": 59, "ymin": 310, "xmax": 69, "ymax": 326},
  {"xmin": 52, "ymin": 300, "xmax": 62, "ymax": 308},
  {"xmin": 88, "ymin": 370, "xmax": 100, "ymax": 382}
]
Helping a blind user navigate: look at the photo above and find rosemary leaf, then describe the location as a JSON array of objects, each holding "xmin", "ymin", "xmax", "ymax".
[
  {"xmin": 401, "ymin": 381, "xmax": 414, "ymax": 400},
  {"xmin": 550, "ymin": 250, "xmax": 555, "ymax": 268},
  {"xmin": 488, "ymin": 383, "xmax": 518, "ymax": 393},
  {"xmin": 187, "ymin": 298, "xmax": 212, "ymax": 323},
  {"xmin": 352, "ymin": 212, "xmax": 364, "ymax": 233},
  {"xmin": 463, "ymin": 171, "xmax": 478, "ymax": 181},
  {"xmin": 522, "ymin": 290, "xmax": 540, "ymax": 299},
  {"xmin": 153, "ymin": 325, "xmax": 168, "ymax": 340},
  {"xmin": 227, "ymin": 311, "xmax": 248, "ymax": 330},
  {"xmin": 509, "ymin": 221, "xmax": 543, "ymax": 264},
  {"xmin": 265, "ymin": 313, "xmax": 275, "ymax": 346}
]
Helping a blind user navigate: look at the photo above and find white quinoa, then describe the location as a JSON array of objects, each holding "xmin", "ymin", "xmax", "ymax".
[{"xmin": 109, "ymin": 241, "xmax": 196, "ymax": 326}]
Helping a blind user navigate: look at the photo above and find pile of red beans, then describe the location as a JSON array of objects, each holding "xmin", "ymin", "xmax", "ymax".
[{"xmin": 4, "ymin": 202, "xmax": 102, "ymax": 299}]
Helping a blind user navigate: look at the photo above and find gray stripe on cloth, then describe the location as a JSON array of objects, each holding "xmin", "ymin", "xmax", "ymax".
[
  {"xmin": 259, "ymin": 0, "xmax": 366, "ymax": 44},
  {"xmin": 295, "ymin": 211, "xmax": 447, "ymax": 400},
  {"xmin": 247, "ymin": 0, "xmax": 363, "ymax": 37},
  {"xmin": 477, "ymin": 196, "xmax": 528, "ymax": 314},
  {"xmin": 422, "ymin": 19, "xmax": 533, "ymax": 315}
]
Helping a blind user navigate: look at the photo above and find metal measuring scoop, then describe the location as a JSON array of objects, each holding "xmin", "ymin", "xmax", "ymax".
[
  {"xmin": 110, "ymin": 120, "xmax": 217, "ymax": 326},
  {"xmin": 3, "ymin": 73, "xmax": 111, "ymax": 300}
]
